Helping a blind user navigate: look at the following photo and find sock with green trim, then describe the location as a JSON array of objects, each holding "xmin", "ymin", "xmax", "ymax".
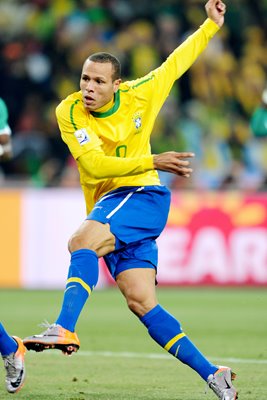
[
  {"xmin": 140, "ymin": 304, "xmax": 218, "ymax": 381},
  {"xmin": 56, "ymin": 249, "xmax": 98, "ymax": 332},
  {"xmin": 0, "ymin": 323, "xmax": 18, "ymax": 356}
]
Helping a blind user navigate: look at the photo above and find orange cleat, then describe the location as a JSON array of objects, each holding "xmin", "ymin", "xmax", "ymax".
[{"xmin": 23, "ymin": 324, "xmax": 80, "ymax": 355}]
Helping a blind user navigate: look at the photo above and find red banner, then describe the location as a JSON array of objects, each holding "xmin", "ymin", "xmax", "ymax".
[{"xmin": 156, "ymin": 191, "xmax": 267, "ymax": 285}]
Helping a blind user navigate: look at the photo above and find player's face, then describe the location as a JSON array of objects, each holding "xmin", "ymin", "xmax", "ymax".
[{"xmin": 80, "ymin": 60, "xmax": 121, "ymax": 111}]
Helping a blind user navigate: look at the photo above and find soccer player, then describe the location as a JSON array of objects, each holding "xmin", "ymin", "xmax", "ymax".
[
  {"xmin": 24, "ymin": 1, "xmax": 238, "ymax": 398},
  {"xmin": 0, "ymin": 323, "xmax": 26, "ymax": 393},
  {"xmin": 250, "ymin": 87, "xmax": 267, "ymax": 138},
  {"xmin": 0, "ymin": 99, "xmax": 26, "ymax": 393},
  {"xmin": 0, "ymin": 98, "xmax": 13, "ymax": 161}
]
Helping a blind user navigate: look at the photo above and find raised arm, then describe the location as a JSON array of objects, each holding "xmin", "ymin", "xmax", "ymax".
[
  {"xmin": 205, "ymin": 0, "xmax": 226, "ymax": 28},
  {"xmin": 130, "ymin": 1, "xmax": 226, "ymax": 118}
]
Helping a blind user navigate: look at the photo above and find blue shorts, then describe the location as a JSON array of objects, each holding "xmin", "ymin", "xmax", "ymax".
[{"xmin": 87, "ymin": 185, "xmax": 171, "ymax": 279}]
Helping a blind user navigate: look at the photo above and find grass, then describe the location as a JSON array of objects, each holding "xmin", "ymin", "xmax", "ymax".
[{"xmin": 0, "ymin": 287, "xmax": 266, "ymax": 399}]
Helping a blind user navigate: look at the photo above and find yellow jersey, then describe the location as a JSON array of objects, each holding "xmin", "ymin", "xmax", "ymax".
[{"xmin": 56, "ymin": 19, "xmax": 219, "ymax": 214}]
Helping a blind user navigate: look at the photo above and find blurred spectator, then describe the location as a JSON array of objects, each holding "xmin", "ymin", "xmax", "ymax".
[
  {"xmin": 247, "ymin": 86, "xmax": 267, "ymax": 190},
  {"xmin": 250, "ymin": 87, "xmax": 267, "ymax": 138},
  {"xmin": 0, "ymin": 97, "xmax": 13, "ymax": 162},
  {"xmin": 0, "ymin": 0, "xmax": 266, "ymax": 190},
  {"xmin": 0, "ymin": 97, "xmax": 13, "ymax": 185}
]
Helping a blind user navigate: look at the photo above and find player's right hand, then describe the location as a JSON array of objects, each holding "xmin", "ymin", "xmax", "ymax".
[
  {"xmin": 153, "ymin": 151, "xmax": 195, "ymax": 178},
  {"xmin": 205, "ymin": 0, "xmax": 226, "ymax": 28}
]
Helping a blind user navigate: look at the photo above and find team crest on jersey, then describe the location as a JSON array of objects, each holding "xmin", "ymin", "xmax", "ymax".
[
  {"xmin": 74, "ymin": 128, "xmax": 90, "ymax": 145},
  {"xmin": 132, "ymin": 112, "xmax": 142, "ymax": 132}
]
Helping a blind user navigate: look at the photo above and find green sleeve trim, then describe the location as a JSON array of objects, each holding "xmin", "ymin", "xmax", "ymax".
[
  {"xmin": 70, "ymin": 99, "xmax": 80, "ymax": 130},
  {"xmin": 132, "ymin": 74, "xmax": 154, "ymax": 89},
  {"xmin": 119, "ymin": 74, "xmax": 154, "ymax": 91}
]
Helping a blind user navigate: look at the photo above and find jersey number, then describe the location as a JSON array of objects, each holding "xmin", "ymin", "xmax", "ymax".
[{"xmin": 116, "ymin": 145, "xmax": 127, "ymax": 158}]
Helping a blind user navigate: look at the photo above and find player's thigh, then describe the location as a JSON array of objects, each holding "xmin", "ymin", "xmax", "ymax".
[
  {"xmin": 68, "ymin": 219, "xmax": 115, "ymax": 256},
  {"xmin": 116, "ymin": 268, "xmax": 158, "ymax": 316}
]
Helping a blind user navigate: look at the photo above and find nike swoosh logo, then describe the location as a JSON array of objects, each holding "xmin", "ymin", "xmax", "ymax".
[
  {"xmin": 11, "ymin": 369, "xmax": 24, "ymax": 388},
  {"xmin": 64, "ymin": 285, "xmax": 76, "ymax": 293},
  {"xmin": 224, "ymin": 377, "xmax": 231, "ymax": 389},
  {"xmin": 175, "ymin": 345, "xmax": 180, "ymax": 358}
]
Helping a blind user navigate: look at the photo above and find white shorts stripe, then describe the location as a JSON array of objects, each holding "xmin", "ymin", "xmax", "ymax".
[{"xmin": 106, "ymin": 186, "xmax": 144, "ymax": 219}]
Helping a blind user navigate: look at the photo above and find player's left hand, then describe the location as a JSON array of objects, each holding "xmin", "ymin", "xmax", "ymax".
[
  {"xmin": 205, "ymin": 0, "xmax": 226, "ymax": 28},
  {"xmin": 153, "ymin": 151, "xmax": 195, "ymax": 178}
]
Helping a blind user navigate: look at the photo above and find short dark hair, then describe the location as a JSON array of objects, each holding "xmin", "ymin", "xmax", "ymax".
[{"xmin": 88, "ymin": 52, "xmax": 121, "ymax": 81}]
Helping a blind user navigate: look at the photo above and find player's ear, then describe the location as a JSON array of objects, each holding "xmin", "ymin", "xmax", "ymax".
[{"xmin": 113, "ymin": 79, "xmax": 121, "ymax": 92}]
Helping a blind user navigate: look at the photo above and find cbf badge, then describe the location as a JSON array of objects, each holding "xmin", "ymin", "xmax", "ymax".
[
  {"xmin": 74, "ymin": 128, "xmax": 90, "ymax": 145},
  {"xmin": 132, "ymin": 112, "xmax": 142, "ymax": 132}
]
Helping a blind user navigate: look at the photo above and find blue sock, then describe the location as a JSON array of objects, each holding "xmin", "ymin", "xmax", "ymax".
[
  {"xmin": 140, "ymin": 305, "xmax": 218, "ymax": 381},
  {"xmin": 56, "ymin": 249, "xmax": 99, "ymax": 332},
  {"xmin": 0, "ymin": 323, "xmax": 18, "ymax": 356}
]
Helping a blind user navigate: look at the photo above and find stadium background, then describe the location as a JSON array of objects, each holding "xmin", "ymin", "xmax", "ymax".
[{"xmin": 0, "ymin": 0, "xmax": 267, "ymax": 289}]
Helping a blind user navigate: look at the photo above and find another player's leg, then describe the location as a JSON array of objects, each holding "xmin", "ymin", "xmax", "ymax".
[
  {"xmin": 116, "ymin": 268, "xmax": 238, "ymax": 400},
  {"xmin": 24, "ymin": 220, "xmax": 115, "ymax": 355},
  {"xmin": 0, "ymin": 323, "xmax": 26, "ymax": 393}
]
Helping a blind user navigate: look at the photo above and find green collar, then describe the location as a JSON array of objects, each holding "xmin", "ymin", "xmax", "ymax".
[{"xmin": 90, "ymin": 91, "xmax": 120, "ymax": 118}]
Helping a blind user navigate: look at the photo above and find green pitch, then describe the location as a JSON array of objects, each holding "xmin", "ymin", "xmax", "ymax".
[{"xmin": 0, "ymin": 287, "xmax": 266, "ymax": 399}]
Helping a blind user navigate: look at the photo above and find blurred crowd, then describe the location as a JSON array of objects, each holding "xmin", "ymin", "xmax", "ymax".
[{"xmin": 0, "ymin": 0, "xmax": 266, "ymax": 191}]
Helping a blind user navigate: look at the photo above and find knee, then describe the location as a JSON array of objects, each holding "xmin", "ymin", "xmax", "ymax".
[
  {"xmin": 126, "ymin": 297, "xmax": 155, "ymax": 318},
  {"xmin": 68, "ymin": 227, "xmax": 116, "ymax": 256},
  {"xmin": 68, "ymin": 232, "xmax": 86, "ymax": 253},
  {"xmin": 127, "ymin": 298, "xmax": 141, "ymax": 316}
]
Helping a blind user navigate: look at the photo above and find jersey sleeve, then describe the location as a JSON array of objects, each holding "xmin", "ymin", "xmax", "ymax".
[
  {"xmin": 128, "ymin": 18, "xmax": 220, "ymax": 115},
  {"xmin": 79, "ymin": 149, "xmax": 154, "ymax": 179},
  {"xmin": 56, "ymin": 99, "xmax": 103, "ymax": 160}
]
